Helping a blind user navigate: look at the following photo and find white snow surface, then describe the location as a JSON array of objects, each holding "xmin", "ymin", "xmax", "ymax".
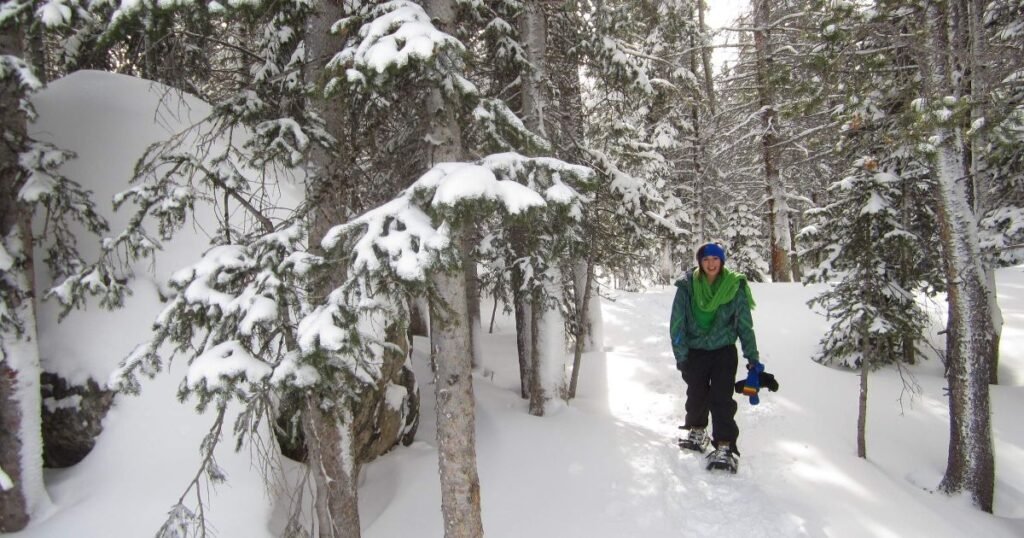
[{"xmin": 11, "ymin": 71, "xmax": 1024, "ymax": 538}]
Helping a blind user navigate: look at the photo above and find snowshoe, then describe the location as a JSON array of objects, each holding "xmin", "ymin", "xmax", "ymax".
[
  {"xmin": 677, "ymin": 427, "xmax": 710, "ymax": 454},
  {"xmin": 705, "ymin": 445, "xmax": 739, "ymax": 474}
]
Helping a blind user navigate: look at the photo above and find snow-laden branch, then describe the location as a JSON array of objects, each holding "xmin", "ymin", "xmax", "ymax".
[
  {"xmin": 323, "ymin": 153, "xmax": 590, "ymax": 283},
  {"xmin": 329, "ymin": 1, "xmax": 464, "ymax": 90}
]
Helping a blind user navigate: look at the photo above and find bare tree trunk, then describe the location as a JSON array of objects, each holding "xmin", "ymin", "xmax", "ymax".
[
  {"xmin": 461, "ymin": 224, "xmax": 482, "ymax": 367},
  {"xmin": 0, "ymin": 26, "xmax": 49, "ymax": 533},
  {"xmin": 920, "ymin": 0, "xmax": 996, "ymax": 513},
  {"xmin": 568, "ymin": 258, "xmax": 595, "ymax": 398},
  {"xmin": 753, "ymin": 0, "xmax": 792, "ymax": 282},
  {"xmin": 527, "ymin": 285, "xmax": 546, "ymax": 415},
  {"xmin": 857, "ymin": 339, "xmax": 870, "ymax": 459},
  {"xmin": 511, "ymin": 257, "xmax": 532, "ymax": 399},
  {"xmin": 301, "ymin": 398, "xmax": 361, "ymax": 538},
  {"xmin": 429, "ymin": 269, "xmax": 484, "ymax": 537},
  {"xmin": 789, "ymin": 220, "xmax": 802, "ymax": 282}
]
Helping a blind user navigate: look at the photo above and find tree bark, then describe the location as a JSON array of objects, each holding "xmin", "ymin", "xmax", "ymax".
[
  {"xmin": 857, "ymin": 338, "xmax": 870, "ymax": 459},
  {"xmin": 963, "ymin": 0, "xmax": 1001, "ymax": 385},
  {"xmin": 429, "ymin": 269, "xmax": 484, "ymax": 538},
  {"xmin": 920, "ymin": 0, "xmax": 996, "ymax": 513},
  {"xmin": 697, "ymin": 0, "xmax": 717, "ymax": 115},
  {"xmin": 753, "ymin": 0, "xmax": 792, "ymax": 282},
  {"xmin": 301, "ymin": 397, "xmax": 360, "ymax": 538},
  {"xmin": 302, "ymin": 2, "xmax": 363, "ymax": 535},
  {"xmin": 423, "ymin": 0, "xmax": 485, "ymax": 534},
  {"xmin": 568, "ymin": 258, "xmax": 595, "ymax": 398},
  {"xmin": 461, "ymin": 224, "xmax": 482, "ymax": 368},
  {"xmin": 0, "ymin": 25, "xmax": 49, "ymax": 533},
  {"xmin": 511, "ymin": 257, "xmax": 532, "ymax": 399}
]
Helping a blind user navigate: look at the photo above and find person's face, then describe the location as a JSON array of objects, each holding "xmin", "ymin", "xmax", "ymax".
[{"xmin": 700, "ymin": 256, "xmax": 722, "ymax": 279}]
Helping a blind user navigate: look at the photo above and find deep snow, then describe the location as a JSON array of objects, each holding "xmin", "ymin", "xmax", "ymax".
[{"xmin": 9, "ymin": 70, "xmax": 1024, "ymax": 538}]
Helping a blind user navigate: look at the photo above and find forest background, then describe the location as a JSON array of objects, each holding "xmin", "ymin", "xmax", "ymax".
[{"xmin": 1, "ymin": 0, "xmax": 1023, "ymax": 536}]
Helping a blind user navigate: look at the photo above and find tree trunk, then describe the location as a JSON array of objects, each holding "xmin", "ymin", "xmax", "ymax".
[
  {"xmin": 0, "ymin": 26, "xmax": 49, "ymax": 533},
  {"xmin": 697, "ymin": 0, "xmax": 717, "ymax": 115},
  {"xmin": 857, "ymin": 340, "xmax": 870, "ymax": 459},
  {"xmin": 964, "ymin": 0, "xmax": 1001, "ymax": 385},
  {"xmin": 429, "ymin": 269, "xmax": 484, "ymax": 538},
  {"xmin": 302, "ymin": 2, "xmax": 363, "ymax": 535},
  {"xmin": 423, "ymin": 0, "xmax": 485, "ymax": 533},
  {"xmin": 520, "ymin": 0, "xmax": 550, "ymax": 141},
  {"xmin": 512, "ymin": 257, "xmax": 532, "ymax": 399},
  {"xmin": 753, "ymin": 0, "xmax": 792, "ymax": 282},
  {"xmin": 521, "ymin": 0, "xmax": 570, "ymax": 417},
  {"xmin": 527, "ymin": 285, "xmax": 546, "ymax": 415},
  {"xmin": 568, "ymin": 258, "xmax": 595, "ymax": 398},
  {"xmin": 301, "ymin": 397, "xmax": 361, "ymax": 538},
  {"xmin": 461, "ymin": 224, "xmax": 481, "ymax": 368},
  {"xmin": 920, "ymin": 0, "xmax": 996, "ymax": 513}
]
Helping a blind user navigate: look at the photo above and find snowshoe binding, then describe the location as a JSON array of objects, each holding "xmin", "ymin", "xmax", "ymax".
[
  {"xmin": 677, "ymin": 427, "xmax": 710, "ymax": 454},
  {"xmin": 705, "ymin": 444, "xmax": 739, "ymax": 474}
]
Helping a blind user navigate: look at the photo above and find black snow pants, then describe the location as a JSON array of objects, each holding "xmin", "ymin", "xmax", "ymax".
[{"xmin": 680, "ymin": 344, "xmax": 740, "ymax": 453}]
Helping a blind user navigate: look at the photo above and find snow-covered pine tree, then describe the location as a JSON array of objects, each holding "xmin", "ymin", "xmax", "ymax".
[
  {"xmin": 713, "ymin": 0, "xmax": 836, "ymax": 283},
  {"xmin": 90, "ymin": 1, "xmax": 418, "ymax": 534},
  {"xmin": 801, "ymin": 157, "xmax": 931, "ymax": 459},
  {"xmin": 979, "ymin": 0, "xmax": 1024, "ymax": 268},
  {"xmin": 798, "ymin": 0, "xmax": 943, "ymax": 364},
  {"xmin": 722, "ymin": 202, "xmax": 769, "ymax": 281},
  {"xmin": 802, "ymin": 157, "xmax": 930, "ymax": 370}
]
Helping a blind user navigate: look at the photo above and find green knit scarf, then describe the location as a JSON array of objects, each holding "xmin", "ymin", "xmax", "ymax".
[{"xmin": 691, "ymin": 267, "xmax": 756, "ymax": 331}]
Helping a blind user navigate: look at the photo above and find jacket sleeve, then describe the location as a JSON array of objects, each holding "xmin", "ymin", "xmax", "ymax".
[
  {"xmin": 736, "ymin": 282, "xmax": 760, "ymax": 364},
  {"xmin": 670, "ymin": 285, "xmax": 689, "ymax": 365}
]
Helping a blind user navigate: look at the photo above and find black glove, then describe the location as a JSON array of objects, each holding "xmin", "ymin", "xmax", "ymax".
[{"xmin": 734, "ymin": 371, "xmax": 780, "ymax": 393}]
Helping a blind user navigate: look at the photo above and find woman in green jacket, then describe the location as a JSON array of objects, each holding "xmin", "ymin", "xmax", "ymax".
[{"xmin": 670, "ymin": 242, "xmax": 759, "ymax": 472}]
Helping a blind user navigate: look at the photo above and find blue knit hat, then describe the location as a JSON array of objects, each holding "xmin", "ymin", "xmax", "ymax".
[{"xmin": 696, "ymin": 243, "xmax": 726, "ymax": 264}]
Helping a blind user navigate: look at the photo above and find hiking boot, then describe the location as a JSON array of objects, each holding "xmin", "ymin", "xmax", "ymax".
[
  {"xmin": 705, "ymin": 443, "xmax": 739, "ymax": 473},
  {"xmin": 677, "ymin": 427, "xmax": 710, "ymax": 453}
]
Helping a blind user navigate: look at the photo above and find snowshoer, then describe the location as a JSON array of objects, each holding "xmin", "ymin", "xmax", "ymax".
[{"xmin": 670, "ymin": 242, "xmax": 759, "ymax": 473}]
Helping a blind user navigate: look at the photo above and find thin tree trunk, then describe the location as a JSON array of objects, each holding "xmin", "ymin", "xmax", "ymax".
[
  {"xmin": 461, "ymin": 224, "xmax": 481, "ymax": 367},
  {"xmin": 753, "ymin": 0, "xmax": 792, "ymax": 282},
  {"xmin": 512, "ymin": 257, "xmax": 532, "ymax": 399},
  {"xmin": 519, "ymin": 0, "xmax": 552, "ymax": 408},
  {"xmin": 697, "ymin": 0, "xmax": 717, "ymax": 115},
  {"xmin": 527, "ymin": 284, "xmax": 546, "ymax": 415},
  {"xmin": 568, "ymin": 258, "xmax": 595, "ymax": 399},
  {"xmin": 857, "ymin": 340, "xmax": 869, "ymax": 459}
]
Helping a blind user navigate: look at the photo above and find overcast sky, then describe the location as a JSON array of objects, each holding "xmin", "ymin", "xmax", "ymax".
[
  {"xmin": 704, "ymin": 0, "xmax": 748, "ymax": 29},
  {"xmin": 705, "ymin": 0, "xmax": 748, "ymax": 70}
]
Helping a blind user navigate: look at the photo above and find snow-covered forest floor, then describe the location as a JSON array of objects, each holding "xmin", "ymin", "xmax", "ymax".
[
  {"xmin": 17, "ymin": 271, "xmax": 1024, "ymax": 537},
  {"xmin": 11, "ymin": 70, "xmax": 1024, "ymax": 538}
]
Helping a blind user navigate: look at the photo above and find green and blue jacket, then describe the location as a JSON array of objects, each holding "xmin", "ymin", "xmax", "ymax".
[{"xmin": 669, "ymin": 268, "xmax": 760, "ymax": 368}]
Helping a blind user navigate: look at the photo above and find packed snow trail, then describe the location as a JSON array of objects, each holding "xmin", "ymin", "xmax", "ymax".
[{"xmin": 597, "ymin": 283, "xmax": 1022, "ymax": 537}]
